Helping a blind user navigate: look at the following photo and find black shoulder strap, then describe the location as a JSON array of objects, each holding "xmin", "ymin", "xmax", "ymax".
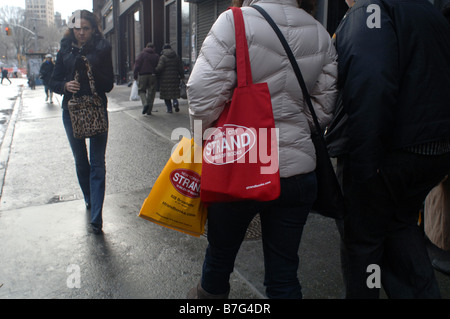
[{"xmin": 251, "ymin": 4, "xmax": 322, "ymax": 134}]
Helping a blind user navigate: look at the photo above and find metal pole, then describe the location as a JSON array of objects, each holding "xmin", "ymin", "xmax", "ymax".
[{"xmin": 10, "ymin": 23, "xmax": 37, "ymax": 36}]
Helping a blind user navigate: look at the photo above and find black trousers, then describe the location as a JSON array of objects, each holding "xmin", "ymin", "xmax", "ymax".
[{"xmin": 337, "ymin": 150, "xmax": 450, "ymax": 298}]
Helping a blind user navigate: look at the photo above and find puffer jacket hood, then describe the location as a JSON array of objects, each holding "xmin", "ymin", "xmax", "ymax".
[
  {"xmin": 188, "ymin": 0, "xmax": 338, "ymax": 178},
  {"xmin": 161, "ymin": 48, "xmax": 177, "ymax": 58}
]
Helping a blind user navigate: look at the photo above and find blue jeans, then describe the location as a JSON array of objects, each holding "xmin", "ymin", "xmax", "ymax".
[
  {"xmin": 201, "ymin": 172, "xmax": 317, "ymax": 299},
  {"xmin": 63, "ymin": 109, "xmax": 108, "ymax": 228}
]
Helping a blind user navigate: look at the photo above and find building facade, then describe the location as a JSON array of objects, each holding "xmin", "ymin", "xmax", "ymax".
[
  {"xmin": 25, "ymin": 0, "xmax": 55, "ymax": 26},
  {"xmin": 100, "ymin": 0, "xmax": 191, "ymax": 84}
]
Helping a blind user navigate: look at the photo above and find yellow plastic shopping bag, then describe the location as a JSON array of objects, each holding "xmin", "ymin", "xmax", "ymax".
[{"xmin": 139, "ymin": 137, "xmax": 207, "ymax": 237}]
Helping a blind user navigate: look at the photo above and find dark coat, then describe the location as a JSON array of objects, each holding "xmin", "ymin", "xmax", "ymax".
[
  {"xmin": 335, "ymin": 0, "xmax": 450, "ymax": 182},
  {"xmin": 39, "ymin": 60, "xmax": 55, "ymax": 86},
  {"xmin": 134, "ymin": 47, "xmax": 159, "ymax": 79},
  {"xmin": 156, "ymin": 48, "xmax": 185, "ymax": 100},
  {"xmin": 50, "ymin": 35, "xmax": 114, "ymax": 110}
]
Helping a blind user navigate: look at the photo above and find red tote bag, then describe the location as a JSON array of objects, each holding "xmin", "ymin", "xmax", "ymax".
[{"xmin": 200, "ymin": 7, "xmax": 280, "ymax": 203}]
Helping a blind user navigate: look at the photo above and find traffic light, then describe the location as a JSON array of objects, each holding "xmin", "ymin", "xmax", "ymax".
[{"xmin": 5, "ymin": 27, "xmax": 12, "ymax": 36}]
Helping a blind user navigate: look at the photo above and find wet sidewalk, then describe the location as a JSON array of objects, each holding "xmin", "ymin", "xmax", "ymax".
[{"xmin": 0, "ymin": 83, "xmax": 449, "ymax": 300}]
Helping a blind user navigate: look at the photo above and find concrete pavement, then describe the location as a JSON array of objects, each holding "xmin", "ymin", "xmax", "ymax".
[{"xmin": 0, "ymin": 81, "xmax": 449, "ymax": 300}]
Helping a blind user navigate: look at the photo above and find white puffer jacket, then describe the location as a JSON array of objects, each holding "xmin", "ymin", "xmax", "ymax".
[{"xmin": 188, "ymin": 0, "xmax": 338, "ymax": 178}]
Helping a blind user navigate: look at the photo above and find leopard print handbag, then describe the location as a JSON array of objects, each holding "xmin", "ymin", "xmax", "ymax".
[{"xmin": 68, "ymin": 56, "xmax": 108, "ymax": 139}]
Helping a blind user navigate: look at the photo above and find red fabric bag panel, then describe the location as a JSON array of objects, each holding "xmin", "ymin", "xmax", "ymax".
[{"xmin": 200, "ymin": 7, "xmax": 280, "ymax": 203}]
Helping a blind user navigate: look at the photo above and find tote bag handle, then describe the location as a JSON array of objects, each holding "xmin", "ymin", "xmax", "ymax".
[{"xmin": 231, "ymin": 7, "xmax": 253, "ymax": 88}]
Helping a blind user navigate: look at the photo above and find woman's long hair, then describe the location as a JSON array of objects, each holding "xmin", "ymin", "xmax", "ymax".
[{"xmin": 63, "ymin": 10, "xmax": 103, "ymax": 43}]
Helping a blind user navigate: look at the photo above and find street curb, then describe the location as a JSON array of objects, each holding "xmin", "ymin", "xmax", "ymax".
[{"xmin": 0, "ymin": 86, "xmax": 23, "ymax": 200}]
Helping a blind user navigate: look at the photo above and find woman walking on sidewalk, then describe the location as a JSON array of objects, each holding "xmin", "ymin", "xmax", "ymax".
[
  {"xmin": 156, "ymin": 44, "xmax": 185, "ymax": 113},
  {"xmin": 50, "ymin": 9, "xmax": 114, "ymax": 235}
]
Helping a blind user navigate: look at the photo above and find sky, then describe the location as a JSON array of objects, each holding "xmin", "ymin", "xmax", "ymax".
[{"xmin": 0, "ymin": 0, "xmax": 94, "ymax": 21}]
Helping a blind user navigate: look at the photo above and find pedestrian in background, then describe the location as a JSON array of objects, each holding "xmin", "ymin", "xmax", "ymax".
[
  {"xmin": 187, "ymin": 0, "xmax": 337, "ymax": 299},
  {"xmin": 1, "ymin": 67, "xmax": 11, "ymax": 84},
  {"xmin": 334, "ymin": 0, "xmax": 450, "ymax": 298},
  {"xmin": 40, "ymin": 54, "xmax": 55, "ymax": 103},
  {"xmin": 50, "ymin": 9, "xmax": 114, "ymax": 235},
  {"xmin": 134, "ymin": 43, "xmax": 159, "ymax": 115},
  {"xmin": 156, "ymin": 44, "xmax": 185, "ymax": 113}
]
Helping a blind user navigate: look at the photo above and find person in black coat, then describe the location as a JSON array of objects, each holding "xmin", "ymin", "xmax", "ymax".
[
  {"xmin": 334, "ymin": 0, "xmax": 450, "ymax": 298},
  {"xmin": 156, "ymin": 44, "xmax": 184, "ymax": 113},
  {"xmin": 1, "ymin": 67, "xmax": 11, "ymax": 84},
  {"xmin": 40, "ymin": 54, "xmax": 55, "ymax": 103},
  {"xmin": 50, "ymin": 9, "xmax": 114, "ymax": 235}
]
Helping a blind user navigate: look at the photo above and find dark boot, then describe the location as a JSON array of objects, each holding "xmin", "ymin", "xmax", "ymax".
[
  {"xmin": 173, "ymin": 99, "xmax": 179, "ymax": 112},
  {"xmin": 165, "ymin": 99, "xmax": 173, "ymax": 113},
  {"xmin": 187, "ymin": 283, "xmax": 229, "ymax": 299},
  {"xmin": 142, "ymin": 105, "xmax": 149, "ymax": 114}
]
